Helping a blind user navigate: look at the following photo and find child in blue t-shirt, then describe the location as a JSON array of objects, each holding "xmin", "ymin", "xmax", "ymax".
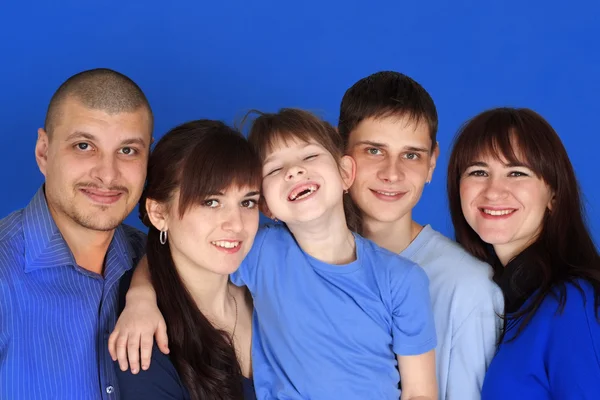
[{"xmin": 110, "ymin": 109, "xmax": 438, "ymax": 399}]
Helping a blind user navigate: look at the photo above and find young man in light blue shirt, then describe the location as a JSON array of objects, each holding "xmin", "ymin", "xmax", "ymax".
[{"xmin": 338, "ymin": 71, "xmax": 504, "ymax": 399}]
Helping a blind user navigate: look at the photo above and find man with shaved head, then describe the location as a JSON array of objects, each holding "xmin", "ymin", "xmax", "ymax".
[{"xmin": 0, "ymin": 68, "xmax": 152, "ymax": 399}]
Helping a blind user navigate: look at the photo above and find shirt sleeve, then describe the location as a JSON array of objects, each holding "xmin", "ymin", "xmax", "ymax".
[
  {"xmin": 391, "ymin": 263, "xmax": 437, "ymax": 356},
  {"xmin": 445, "ymin": 286, "xmax": 503, "ymax": 400},
  {"xmin": 546, "ymin": 284, "xmax": 600, "ymax": 397},
  {"xmin": 230, "ymin": 226, "xmax": 270, "ymax": 290},
  {"xmin": 116, "ymin": 345, "xmax": 188, "ymax": 400}
]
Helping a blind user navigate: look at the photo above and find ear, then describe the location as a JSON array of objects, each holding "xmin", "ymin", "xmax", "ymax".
[
  {"xmin": 339, "ymin": 155, "xmax": 356, "ymax": 190},
  {"xmin": 547, "ymin": 191, "xmax": 556, "ymax": 212},
  {"xmin": 259, "ymin": 196, "xmax": 276, "ymax": 220},
  {"xmin": 146, "ymin": 198, "xmax": 170, "ymax": 231},
  {"xmin": 35, "ymin": 128, "xmax": 50, "ymax": 177},
  {"xmin": 426, "ymin": 141, "xmax": 440, "ymax": 183}
]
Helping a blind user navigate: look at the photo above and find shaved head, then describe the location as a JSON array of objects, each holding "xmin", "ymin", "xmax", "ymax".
[{"xmin": 44, "ymin": 68, "xmax": 153, "ymax": 137}]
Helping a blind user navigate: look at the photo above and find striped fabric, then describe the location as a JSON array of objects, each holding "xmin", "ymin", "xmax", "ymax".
[{"xmin": 0, "ymin": 187, "xmax": 146, "ymax": 399}]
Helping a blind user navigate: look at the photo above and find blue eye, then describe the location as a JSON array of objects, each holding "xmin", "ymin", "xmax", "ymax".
[{"xmin": 366, "ymin": 148, "xmax": 382, "ymax": 155}]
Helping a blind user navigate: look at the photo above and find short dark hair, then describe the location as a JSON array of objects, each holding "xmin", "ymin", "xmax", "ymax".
[
  {"xmin": 338, "ymin": 71, "xmax": 438, "ymax": 149},
  {"xmin": 44, "ymin": 68, "xmax": 153, "ymax": 136}
]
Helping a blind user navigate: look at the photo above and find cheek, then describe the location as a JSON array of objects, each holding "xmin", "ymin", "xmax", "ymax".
[
  {"xmin": 459, "ymin": 181, "xmax": 477, "ymax": 212},
  {"xmin": 119, "ymin": 160, "xmax": 147, "ymax": 183}
]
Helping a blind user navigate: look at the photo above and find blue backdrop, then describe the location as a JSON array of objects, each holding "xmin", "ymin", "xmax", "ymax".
[{"xmin": 1, "ymin": 0, "xmax": 598, "ymax": 245}]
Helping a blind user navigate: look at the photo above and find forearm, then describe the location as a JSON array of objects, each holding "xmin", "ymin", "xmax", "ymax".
[{"xmin": 126, "ymin": 255, "xmax": 156, "ymax": 301}]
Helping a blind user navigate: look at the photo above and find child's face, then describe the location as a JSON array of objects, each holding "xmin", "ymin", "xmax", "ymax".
[
  {"xmin": 261, "ymin": 136, "xmax": 354, "ymax": 225},
  {"xmin": 346, "ymin": 116, "xmax": 437, "ymax": 227}
]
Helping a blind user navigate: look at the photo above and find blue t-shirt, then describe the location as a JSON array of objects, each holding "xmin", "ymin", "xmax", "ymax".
[
  {"xmin": 231, "ymin": 224, "xmax": 437, "ymax": 399},
  {"xmin": 481, "ymin": 280, "xmax": 600, "ymax": 399}
]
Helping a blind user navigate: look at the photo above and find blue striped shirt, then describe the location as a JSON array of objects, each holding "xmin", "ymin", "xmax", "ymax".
[{"xmin": 0, "ymin": 187, "xmax": 146, "ymax": 399}]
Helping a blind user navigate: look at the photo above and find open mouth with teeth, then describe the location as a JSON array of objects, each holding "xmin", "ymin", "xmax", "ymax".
[
  {"xmin": 480, "ymin": 208, "xmax": 516, "ymax": 216},
  {"xmin": 288, "ymin": 184, "xmax": 320, "ymax": 201},
  {"xmin": 211, "ymin": 240, "xmax": 241, "ymax": 249}
]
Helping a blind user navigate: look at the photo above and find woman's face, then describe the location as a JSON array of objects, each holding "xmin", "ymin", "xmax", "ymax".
[
  {"xmin": 162, "ymin": 185, "xmax": 261, "ymax": 276},
  {"xmin": 459, "ymin": 152, "xmax": 554, "ymax": 265}
]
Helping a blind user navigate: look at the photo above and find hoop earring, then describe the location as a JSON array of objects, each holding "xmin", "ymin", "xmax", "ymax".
[{"xmin": 159, "ymin": 230, "xmax": 168, "ymax": 245}]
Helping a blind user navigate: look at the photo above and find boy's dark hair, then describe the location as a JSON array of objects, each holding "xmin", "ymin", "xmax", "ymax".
[{"xmin": 338, "ymin": 71, "xmax": 438, "ymax": 150}]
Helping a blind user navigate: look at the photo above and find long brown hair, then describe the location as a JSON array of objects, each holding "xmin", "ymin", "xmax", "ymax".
[
  {"xmin": 447, "ymin": 107, "xmax": 600, "ymax": 341},
  {"xmin": 139, "ymin": 120, "xmax": 262, "ymax": 399},
  {"xmin": 242, "ymin": 108, "xmax": 361, "ymax": 232}
]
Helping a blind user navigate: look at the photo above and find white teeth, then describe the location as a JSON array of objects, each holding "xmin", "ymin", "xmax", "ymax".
[
  {"xmin": 483, "ymin": 209, "xmax": 514, "ymax": 216},
  {"xmin": 211, "ymin": 241, "xmax": 240, "ymax": 249},
  {"xmin": 290, "ymin": 185, "xmax": 318, "ymax": 200},
  {"xmin": 376, "ymin": 191, "xmax": 399, "ymax": 196}
]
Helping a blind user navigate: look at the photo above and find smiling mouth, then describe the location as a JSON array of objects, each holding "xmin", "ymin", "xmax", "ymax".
[
  {"xmin": 211, "ymin": 240, "xmax": 240, "ymax": 249},
  {"xmin": 80, "ymin": 188, "xmax": 124, "ymax": 205},
  {"xmin": 288, "ymin": 184, "xmax": 320, "ymax": 201},
  {"xmin": 480, "ymin": 208, "xmax": 516, "ymax": 216}
]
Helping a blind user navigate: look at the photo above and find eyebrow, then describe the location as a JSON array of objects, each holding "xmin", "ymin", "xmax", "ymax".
[
  {"xmin": 207, "ymin": 191, "xmax": 261, "ymax": 197},
  {"xmin": 354, "ymin": 140, "xmax": 429, "ymax": 153},
  {"xmin": 263, "ymin": 142, "xmax": 315, "ymax": 164},
  {"xmin": 65, "ymin": 131, "xmax": 148, "ymax": 147},
  {"xmin": 467, "ymin": 161, "xmax": 532, "ymax": 168}
]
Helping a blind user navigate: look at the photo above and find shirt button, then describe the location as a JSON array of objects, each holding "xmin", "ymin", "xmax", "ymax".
[{"xmin": 106, "ymin": 386, "xmax": 114, "ymax": 394}]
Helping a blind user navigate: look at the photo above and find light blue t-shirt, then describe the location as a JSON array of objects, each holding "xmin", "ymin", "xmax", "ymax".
[
  {"xmin": 402, "ymin": 225, "xmax": 504, "ymax": 400},
  {"xmin": 231, "ymin": 224, "xmax": 437, "ymax": 400}
]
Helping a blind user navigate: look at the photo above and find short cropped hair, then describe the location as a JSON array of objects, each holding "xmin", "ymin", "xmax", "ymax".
[
  {"xmin": 338, "ymin": 71, "xmax": 438, "ymax": 149},
  {"xmin": 44, "ymin": 68, "xmax": 153, "ymax": 136}
]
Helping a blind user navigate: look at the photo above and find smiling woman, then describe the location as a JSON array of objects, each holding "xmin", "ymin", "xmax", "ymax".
[
  {"xmin": 447, "ymin": 107, "xmax": 600, "ymax": 399},
  {"xmin": 116, "ymin": 120, "xmax": 262, "ymax": 400}
]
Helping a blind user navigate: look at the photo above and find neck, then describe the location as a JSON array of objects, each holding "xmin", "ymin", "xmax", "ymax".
[
  {"xmin": 362, "ymin": 213, "xmax": 423, "ymax": 254},
  {"xmin": 47, "ymin": 203, "xmax": 114, "ymax": 275},
  {"xmin": 495, "ymin": 231, "xmax": 542, "ymax": 267},
  {"xmin": 171, "ymin": 250, "xmax": 233, "ymax": 318},
  {"xmin": 286, "ymin": 203, "xmax": 356, "ymax": 265}
]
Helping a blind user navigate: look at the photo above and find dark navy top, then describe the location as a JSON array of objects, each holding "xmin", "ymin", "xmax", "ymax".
[{"xmin": 116, "ymin": 270, "xmax": 257, "ymax": 399}]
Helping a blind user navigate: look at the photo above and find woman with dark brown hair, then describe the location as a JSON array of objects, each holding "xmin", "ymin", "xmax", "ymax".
[
  {"xmin": 116, "ymin": 120, "xmax": 261, "ymax": 399},
  {"xmin": 447, "ymin": 107, "xmax": 600, "ymax": 399}
]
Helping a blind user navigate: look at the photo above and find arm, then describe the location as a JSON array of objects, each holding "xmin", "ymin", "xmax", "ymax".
[
  {"xmin": 397, "ymin": 350, "xmax": 438, "ymax": 400},
  {"xmin": 446, "ymin": 287, "xmax": 503, "ymax": 399},
  {"xmin": 108, "ymin": 255, "xmax": 168, "ymax": 374},
  {"xmin": 116, "ymin": 344, "xmax": 186, "ymax": 400},
  {"xmin": 391, "ymin": 265, "xmax": 438, "ymax": 400}
]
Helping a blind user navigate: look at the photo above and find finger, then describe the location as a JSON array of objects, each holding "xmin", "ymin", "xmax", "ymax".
[
  {"xmin": 140, "ymin": 333, "xmax": 154, "ymax": 371},
  {"xmin": 127, "ymin": 333, "xmax": 142, "ymax": 374},
  {"xmin": 108, "ymin": 330, "xmax": 119, "ymax": 361},
  {"xmin": 115, "ymin": 334, "xmax": 130, "ymax": 372},
  {"xmin": 156, "ymin": 320, "xmax": 170, "ymax": 355}
]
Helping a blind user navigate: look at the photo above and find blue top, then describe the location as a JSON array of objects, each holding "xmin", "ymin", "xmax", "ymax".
[
  {"xmin": 231, "ymin": 224, "xmax": 437, "ymax": 399},
  {"xmin": 0, "ymin": 187, "xmax": 146, "ymax": 400},
  {"xmin": 481, "ymin": 279, "xmax": 600, "ymax": 399},
  {"xmin": 402, "ymin": 225, "xmax": 503, "ymax": 400},
  {"xmin": 116, "ymin": 270, "xmax": 257, "ymax": 399}
]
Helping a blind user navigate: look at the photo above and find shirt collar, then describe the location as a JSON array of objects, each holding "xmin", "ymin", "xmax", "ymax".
[{"xmin": 23, "ymin": 186, "xmax": 135, "ymax": 274}]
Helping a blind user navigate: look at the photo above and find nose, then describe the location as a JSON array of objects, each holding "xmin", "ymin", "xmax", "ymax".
[
  {"xmin": 222, "ymin": 206, "xmax": 244, "ymax": 233},
  {"xmin": 482, "ymin": 176, "xmax": 509, "ymax": 201},
  {"xmin": 376, "ymin": 157, "xmax": 404, "ymax": 184},
  {"xmin": 285, "ymin": 165, "xmax": 306, "ymax": 181},
  {"xmin": 91, "ymin": 153, "xmax": 120, "ymax": 185}
]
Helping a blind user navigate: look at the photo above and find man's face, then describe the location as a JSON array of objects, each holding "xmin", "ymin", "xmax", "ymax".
[
  {"xmin": 346, "ymin": 116, "xmax": 438, "ymax": 226},
  {"xmin": 36, "ymin": 97, "xmax": 152, "ymax": 231}
]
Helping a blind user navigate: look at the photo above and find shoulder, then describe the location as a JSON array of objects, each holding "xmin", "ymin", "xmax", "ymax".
[
  {"xmin": 117, "ymin": 343, "xmax": 188, "ymax": 398},
  {"xmin": 252, "ymin": 223, "xmax": 295, "ymax": 253},
  {"xmin": 121, "ymin": 224, "xmax": 147, "ymax": 258},
  {"xmin": 357, "ymin": 235, "xmax": 429, "ymax": 293},
  {"xmin": 0, "ymin": 210, "xmax": 25, "ymax": 277},
  {"xmin": 0, "ymin": 209, "xmax": 24, "ymax": 246},
  {"xmin": 542, "ymin": 279, "xmax": 598, "ymax": 318}
]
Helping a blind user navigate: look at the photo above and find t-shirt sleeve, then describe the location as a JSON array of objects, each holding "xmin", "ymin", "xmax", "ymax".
[
  {"xmin": 546, "ymin": 284, "xmax": 600, "ymax": 397},
  {"xmin": 390, "ymin": 263, "xmax": 437, "ymax": 356},
  {"xmin": 116, "ymin": 345, "xmax": 188, "ymax": 399},
  {"xmin": 229, "ymin": 226, "xmax": 270, "ymax": 290}
]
